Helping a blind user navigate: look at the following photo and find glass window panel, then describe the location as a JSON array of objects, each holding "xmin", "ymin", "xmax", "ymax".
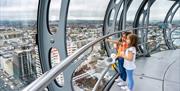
[
  {"xmin": 71, "ymin": 42, "xmax": 116, "ymax": 91},
  {"xmin": 68, "ymin": 0, "xmax": 109, "ymax": 20},
  {"xmin": 67, "ymin": 0, "xmax": 109, "ymax": 56},
  {"xmin": 115, "ymin": 5, "xmax": 123, "ymax": 31},
  {"xmin": 115, "ymin": 0, "xmax": 121, "ymax": 4},
  {"xmin": 49, "ymin": 0, "xmax": 61, "ymax": 34},
  {"xmin": 67, "ymin": 0, "xmax": 111, "ymax": 90},
  {"xmin": 149, "ymin": 0, "xmax": 174, "ymax": 23},
  {"xmin": 172, "ymin": 8, "xmax": 180, "ymax": 23},
  {"xmin": 0, "ymin": 0, "xmax": 39, "ymax": 90},
  {"xmin": 127, "ymin": 0, "xmax": 143, "ymax": 24},
  {"xmin": 108, "ymin": 9, "xmax": 115, "ymax": 27}
]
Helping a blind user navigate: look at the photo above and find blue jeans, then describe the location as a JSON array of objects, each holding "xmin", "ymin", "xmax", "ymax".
[
  {"xmin": 118, "ymin": 57, "xmax": 127, "ymax": 81},
  {"xmin": 126, "ymin": 70, "xmax": 134, "ymax": 90}
]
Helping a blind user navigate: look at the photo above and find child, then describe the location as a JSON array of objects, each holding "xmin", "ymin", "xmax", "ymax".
[
  {"xmin": 115, "ymin": 32, "xmax": 129, "ymax": 86},
  {"xmin": 119, "ymin": 34, "xmax": 138, "ymax": 91},
  {"xmin": 107, "ymin": 32, "xmax": 131, "ymax": 86}
]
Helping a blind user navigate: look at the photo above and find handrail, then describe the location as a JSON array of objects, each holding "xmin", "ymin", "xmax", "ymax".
[
  {"xmin": 22, "ymin": 26, "xmax": 157, "ymax": 91},
  {"xmin": 92, "ymin": 57, "xmax": 113, "ymax": 91},
  {"xmin": 92, "ymin": 67, "xmax": 110, "ymax": 91}
]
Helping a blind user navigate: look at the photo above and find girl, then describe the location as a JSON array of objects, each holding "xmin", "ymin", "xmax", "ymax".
[
  {"xmin": 107, "ymin": 32, "xmax": 131, "ymax": 86},
  {"xmin": 115, "ymin": 32, "xmax": 129, "ymax": 86},
  {"xmin": 119, "ymin": 34, "xmax": 138, "ymax": 91}
]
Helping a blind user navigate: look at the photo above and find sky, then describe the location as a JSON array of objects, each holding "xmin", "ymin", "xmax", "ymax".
[
  {"xmin": 0, "ymin": 0, "xmax": 179, "ymax": 21},
  {"xmin": 0, "ymin": 0, "xmax": 39, "ymax": 20}
]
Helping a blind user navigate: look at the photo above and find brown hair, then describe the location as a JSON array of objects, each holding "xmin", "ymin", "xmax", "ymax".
[
  {"xmin": 117, "ymin": 32, "xmax": 132, "ymax": 47},
  {"xmin": 123, "ymin": 32, "xmax": 131, "ymax": 36},
  {"xmin": 118, "ymin": 32, "xmax": 131, "ymax": 42},
  {"xmin": 127, "ymin": 34, "xmax": 138, "ymax": 48}
]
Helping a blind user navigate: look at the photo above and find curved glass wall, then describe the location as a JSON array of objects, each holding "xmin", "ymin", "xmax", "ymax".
[
  {"xmin": 147, "ymin": 0, "xmax": 174, "ymax": 52},
  {"xmin": 0, "ymin": 0, "xmax": 39, "ymax": 90},
  {"xmin": 0, "ymin": 0, "xmax": 179, "ymax": 91}
]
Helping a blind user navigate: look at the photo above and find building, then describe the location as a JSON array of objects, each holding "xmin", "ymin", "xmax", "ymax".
[
  {"xmin": 67, "ymin": 41, "xmax": 78, "ymax": 55},
  {"xmin": 13, "ymin": 49, "xmax": 36, "ymax": 84},
  {"xmin": 34, "ymin": 46, "xmax": 43, "ymax": 77},
  {"xmin": 0, "ymin": 29, "xmax": 23, "ymax": 46},
  {"xmin": 50, "ymin": 48, "xmax": 64, "ymax": 86},
  {"xmin": 0, "ymin": 53, "xmax": 14, "ymax": 76}
]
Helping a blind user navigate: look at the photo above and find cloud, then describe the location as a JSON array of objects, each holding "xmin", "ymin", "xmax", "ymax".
[
  {"xmin": 150, "ymin": 0, "xmax": 174, "ymax": 20},
  {"xmin": 67, "ymin": 0, "xmax": 109, "ymax": 20},
  {"xmin": 0, "ymin": 0, "xmax": 38, "ymax": 20}
]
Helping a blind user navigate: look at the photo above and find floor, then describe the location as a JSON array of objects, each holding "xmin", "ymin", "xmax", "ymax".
[{"xmin": 110, "ymin": 49, "xmax": 180, "ymax": 91}]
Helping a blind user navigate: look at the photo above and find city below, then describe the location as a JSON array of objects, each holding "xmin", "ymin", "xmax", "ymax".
[{"xmin": 0, "ymin": 20, "xmax": 179, "ymax": 91}]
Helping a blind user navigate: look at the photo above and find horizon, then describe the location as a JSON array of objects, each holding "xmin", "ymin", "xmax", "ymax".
[{"xmin": 0, "ymin": 19, "xmax": 180, "ymax": 22}]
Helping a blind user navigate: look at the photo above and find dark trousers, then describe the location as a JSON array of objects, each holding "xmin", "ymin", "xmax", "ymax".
[{"xmin": 118, "ymin": 57, "xmax": 127, "ymax": 81}]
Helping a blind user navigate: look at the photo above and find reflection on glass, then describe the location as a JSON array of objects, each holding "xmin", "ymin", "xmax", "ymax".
[{"xmin": 0, "ymin": 0, "xmax": 40, "ymax": 90}]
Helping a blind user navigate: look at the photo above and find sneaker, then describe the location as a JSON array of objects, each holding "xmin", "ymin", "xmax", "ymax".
[
  {"xmin": 115, "ymin": 78, "xmax": 121, "ymax": 82},
  {"xmin": 117, "ymin": 81, "xmax": 126, "ymax": 86},
  {"xmin": 121, "ymin": 86, "xmax": 130, "ymax": 91}
]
